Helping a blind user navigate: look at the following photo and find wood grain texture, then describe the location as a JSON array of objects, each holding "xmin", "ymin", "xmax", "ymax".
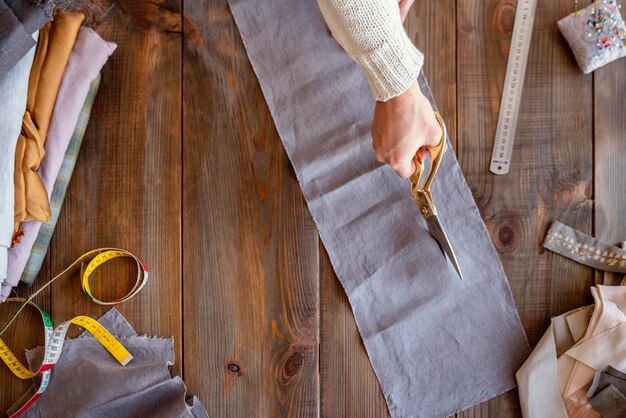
[
  {"xmin": 3, "ymin": 0, "xmax": 625, "ymax": 416},
  {"xmin": 458, "ymin": 0, "xmax": 594, "ymax": 416},
  {"xmin": 406, "ymin": 0, "xmax": 458, "ymax": 150},
  {"xmin": 0, "ymin": 286, "xmax": 48, "ymax": 412},
  {"xmin": 594, "ymin": 58, "xmax": 626, "ymax": 286},
  {"xmin": 181, "ymin": 1, "xmax": 319, "ymax": 416},
  {"xmin": 319, "ymin": 245, "xmax": 389, "ymax": 418},
  {"xmin": 48, "ymin": 0, "xmax": 183, "ymax": 364}
]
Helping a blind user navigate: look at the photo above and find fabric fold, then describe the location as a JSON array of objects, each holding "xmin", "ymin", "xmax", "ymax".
[
  {"xmin": 516, "ymin": 223, "xmax": 626, "ymax": 417},
  {"xmin": 0, "ymin": 0, "xmax": 53, "ymax": 77},
  {"xmin": 0, "ymin": 31, "xmax": 37, "ymax": 285},
  {"xmin": 9, "ymin": 309, "xmax": 208, "ymax": 418},
  {"xmin": 3, "ymin": 27, "xmax": 116, "ymax": 299},
  {"xmin": 13, "ymin": 12, "xmax": 84, "ymax": 239}
]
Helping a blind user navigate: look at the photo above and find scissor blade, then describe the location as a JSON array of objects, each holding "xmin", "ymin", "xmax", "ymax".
[{"xmin": 425, "ymin": 215, "xmax": 464, "ymax": 280}]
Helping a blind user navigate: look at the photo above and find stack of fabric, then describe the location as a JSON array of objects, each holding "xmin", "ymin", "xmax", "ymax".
[
  {"xmin": 517, "ymin": 222, "xmax": 626, "ymax": 418},
  {"xmin": 8, "ymin": 308, "xmax": 209, "ymax": 417},
  {"xmin": 2, "ymin": 3, "xmax": 208, "ymax": 416},
  {"xmin": 0, "ymin": 1, "xmax": 113, "ymax": 299}
]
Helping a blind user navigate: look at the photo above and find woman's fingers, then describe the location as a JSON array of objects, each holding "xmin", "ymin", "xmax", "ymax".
[{"xmin": 370, "ymin": 80, "xmax": 440, "ymax": 179}]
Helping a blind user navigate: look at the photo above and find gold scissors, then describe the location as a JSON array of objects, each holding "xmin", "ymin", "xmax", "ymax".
[{"xmin": 409, "ymin": 112, "xmax": 463, "ymax": 280}]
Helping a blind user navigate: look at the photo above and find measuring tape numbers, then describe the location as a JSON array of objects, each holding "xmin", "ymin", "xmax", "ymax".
[
  {"xmin": 490, "ymin": 0, "xmax": 538, "ymax": 175},
  {"xmin": 0, "ymin": 248, "xmax": 148, "ymax": 417}
]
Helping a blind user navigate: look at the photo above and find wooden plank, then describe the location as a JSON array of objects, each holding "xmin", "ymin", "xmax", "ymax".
[
  {"xmin": 319, "ymin": 247, "xmax": 389, "ymax": 418},
  {"xmin": 182, "ymin": 1, "xmax": 319, "ymax": 416},
  {"xmin": 1, "ymin": 1, "xmax": 186, "ymax": 408},
  {"xmin": 406, "ymin": 0, "xmax": 458, "ymax": 149},
  {"xmin": 594, "ymin": 58, "xmax": 626, "ymax": 286},
  {"xmin": 48, "ymin": 0, "xmax": 183, "ymax": 377},
  {"xmin": 0, "ymin": 269, "xmax": 50, "ymax": 412},
  {"xmin": 457, "ymin": 0, "xmax": 593, "ymax": 416},
  {"xmin": 319, "ymin": 2, "xmax": 457, "ymax": 416}
]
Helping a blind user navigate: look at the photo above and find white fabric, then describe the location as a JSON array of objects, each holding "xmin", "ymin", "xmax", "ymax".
[{"xmin": 0, "ymin": 38, "xmax": 36, "ymax": 285}]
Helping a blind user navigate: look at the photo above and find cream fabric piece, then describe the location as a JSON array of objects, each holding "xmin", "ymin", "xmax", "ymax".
[
  {"xmin": 517, "ymin": 286, "xmax": 626, "ymax": 417},
  {"xmin": 520, "ymin": 223, "xmax": 626, "ymax": 417},
  {"xmin": 316, "ymin": 0, "xmax": 424, "ymax": 101}
]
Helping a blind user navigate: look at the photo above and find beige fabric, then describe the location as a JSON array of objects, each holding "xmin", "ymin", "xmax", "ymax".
[
  {"xmin": 316, "ymin": 0, "xmax": 424, "ymax": 101},
  {"xmin": 516, "ymin": 284, "xmax": 626, "ymax": 417}
]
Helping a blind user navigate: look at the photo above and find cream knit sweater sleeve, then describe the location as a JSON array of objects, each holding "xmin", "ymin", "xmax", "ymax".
[{"xmin": 317, "ymin": 0, "xmax": 424, "ymax": 102}]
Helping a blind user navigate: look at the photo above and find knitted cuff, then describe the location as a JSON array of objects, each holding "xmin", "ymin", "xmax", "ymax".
[{"xmin": 354, "ymin": 28, "xmax": 424, "ymax": 102}]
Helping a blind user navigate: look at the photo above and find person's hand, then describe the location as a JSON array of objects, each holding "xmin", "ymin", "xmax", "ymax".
[
  {"xmin": 398, "ymin": 0, "xmax": 416, "ymax": 23},
  {"xmin": 371, "ymin": 80, "xmax": 442, "ymax": 179}
]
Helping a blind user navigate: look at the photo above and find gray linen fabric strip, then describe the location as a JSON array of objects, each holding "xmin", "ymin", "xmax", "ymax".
[
  {"xmin": 543, "ymin": 221, "xmax": 626, "ymax": 273},
  {"xmin": 227, "ymin": 0, "xmax": 530, "ymax": 416}
]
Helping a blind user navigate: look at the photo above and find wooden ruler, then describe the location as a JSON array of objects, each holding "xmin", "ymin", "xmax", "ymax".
[{"xmin": 490, "ymin": 0, "xmax": 538, "ymax": 175}]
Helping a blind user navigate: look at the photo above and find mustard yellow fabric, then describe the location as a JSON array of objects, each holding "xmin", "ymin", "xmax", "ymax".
[{"xmin": 13, "ymin": 12, "xmax": 84, "ymax": 242}]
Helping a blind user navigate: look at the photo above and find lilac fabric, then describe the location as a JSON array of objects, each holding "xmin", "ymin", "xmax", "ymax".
[
  {"xmin": 2, "ymin": 27, "xmax": 116, "ymax": 300},
  {"xmin": 0, "ymin": 39, "xmax": 36, "ymax": 286}
]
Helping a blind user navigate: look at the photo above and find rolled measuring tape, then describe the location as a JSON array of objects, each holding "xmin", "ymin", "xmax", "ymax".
[{"xmin": 0, "ymin": 248, "xmax": 148, "ymax": 417}]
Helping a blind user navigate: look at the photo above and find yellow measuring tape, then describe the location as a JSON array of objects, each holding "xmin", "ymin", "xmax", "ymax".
[{"xmin": 0, "ymin": 248, "xmax": 148, "ymax": 417}]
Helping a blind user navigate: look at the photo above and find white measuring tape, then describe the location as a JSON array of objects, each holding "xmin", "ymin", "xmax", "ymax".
[
  {"xmin": 490, "ymin": 0, "xmax": 538, "ymax": 175},
  {"xmin": 0, "ymin": 248, "xmax": 148, "ymax": 417}
]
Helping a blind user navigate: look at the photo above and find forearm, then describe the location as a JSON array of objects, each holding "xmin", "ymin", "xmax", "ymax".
[{"xmin": 317, "ymin": 0, "xmax": 424, "ymax": 101}]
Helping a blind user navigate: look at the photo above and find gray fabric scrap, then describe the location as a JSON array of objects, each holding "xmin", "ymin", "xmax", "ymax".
[
  {"xmin": 226, "ymin": 0, "xmax": 530, "ymax": 416},
  {"xmin": 589, "ymin": 384, "xmax": 626, "ymax": 418},
  {"xmin": 588, "ymin": 366, "xmax": 626, "ymax": 397},
  {"xmin": 77, "ymin": 307, "xmax": 138, "ymax": 339},
  {"xmin": 8, "ymin": 309, "xmax": 208, "ymax": 418},
  {"xmin": 0, "ymin": 0, "xmax": 53, "ymax": 77}
]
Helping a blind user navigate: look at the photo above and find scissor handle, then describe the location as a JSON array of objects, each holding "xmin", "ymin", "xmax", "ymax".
[{"xmin": 409, "ymin": 112, "xmax": 447, "ymax": 193}]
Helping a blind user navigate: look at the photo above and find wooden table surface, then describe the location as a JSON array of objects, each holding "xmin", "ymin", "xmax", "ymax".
[{"xmin": 2, "ymin": 0, "xmax": 625, "ymax": 416}]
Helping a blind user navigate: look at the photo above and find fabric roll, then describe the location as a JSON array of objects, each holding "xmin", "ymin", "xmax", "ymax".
[
  {"xmin": 13, "ymin": 12, "xmax": 84, "ymax": 239},
  {"xmin": 18, "ymin": 67, "xmax": 103, "ymax": 288},
  {"xmin": 226, "ymin": 0, "xmax": 530, "ymax": 416},
  {"xmin": 0, "ymin": 36, "xmax": 36, "ymax": 286},
  {"xmin": 17, "ymin": 76, "xmax": 100, "ymax": 289},
  {"xmin": 5, "ymin": 76, "xmax": 100, "ymax": 297},
  {"xmin": 3, "ymin": 27, "xmax": 116, "ymax": 299},
  {"xmin": 0, "ymin": 0, "xmax": 53, "ymax": 77},
  {"xmin": 8, "ymin": 309, "xmax": 208, "ymax": 418}
]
